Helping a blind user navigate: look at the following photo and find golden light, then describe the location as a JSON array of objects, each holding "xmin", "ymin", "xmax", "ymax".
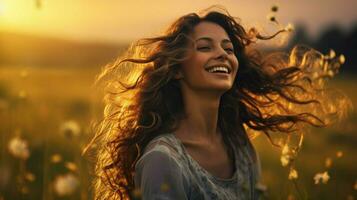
[
  {"xmin": 0, "ymin": 0, "xmax": 90, "ymax": 40},
  {"xmin": 0, "ymin": 0, "xmax": 43, "ymax": 33}
]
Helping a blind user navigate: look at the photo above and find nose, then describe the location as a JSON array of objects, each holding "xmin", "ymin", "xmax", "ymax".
[{"xmin": 215, "ymin": 47, "xmax": 228, "ymax": 60}]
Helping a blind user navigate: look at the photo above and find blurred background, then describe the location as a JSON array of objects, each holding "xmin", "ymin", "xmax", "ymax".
[{"xmin": 0, "ymin": 0, "xmax": 356, "ymax": 199}]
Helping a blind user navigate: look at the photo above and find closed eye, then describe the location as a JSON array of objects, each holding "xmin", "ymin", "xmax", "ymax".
[
  {"xmin": 197, "ymin": 46, "xmax": 211, "ymax": 51},
  {"xmin": 225, "ymin": 48, "xmax": 234, "ymax": 53}
]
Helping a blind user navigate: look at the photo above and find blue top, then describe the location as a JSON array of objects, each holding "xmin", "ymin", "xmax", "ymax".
[{"xmin": 134, "ymin": 133, "xmax": 266, "ymax": 200}]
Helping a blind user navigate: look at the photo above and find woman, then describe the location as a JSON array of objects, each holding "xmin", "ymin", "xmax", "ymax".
[{"xmin": 91, "ymin": 7, "xmax": 348, "ymax": 200}]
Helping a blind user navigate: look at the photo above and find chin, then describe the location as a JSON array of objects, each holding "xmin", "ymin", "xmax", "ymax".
[{"xmin": 211, "ymin": 84, "xmax": 233, "ymax": 93}]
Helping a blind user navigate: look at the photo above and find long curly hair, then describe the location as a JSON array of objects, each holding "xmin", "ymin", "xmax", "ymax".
[{"xmin": 90, "ymin": 7, "xmax": 350, "ymax": 200}]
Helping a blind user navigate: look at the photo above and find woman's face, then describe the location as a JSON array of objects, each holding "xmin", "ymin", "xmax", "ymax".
[{"xmin": 177, "ymin": 21, "xmax": 239, "ymax": 94}]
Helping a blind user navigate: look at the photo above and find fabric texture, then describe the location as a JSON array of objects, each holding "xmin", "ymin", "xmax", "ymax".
[{"xmin": 134, "ymin": 133, "xmax": 266, "ymax": 200}]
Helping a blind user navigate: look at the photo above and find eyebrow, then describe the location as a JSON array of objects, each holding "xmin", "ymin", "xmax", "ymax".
[{"xmin": 195, "ymin": 37, "xmax": 232, "ymax": 44}]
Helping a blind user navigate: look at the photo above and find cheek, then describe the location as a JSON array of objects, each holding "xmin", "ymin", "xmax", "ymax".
[
  {"xmin": 189, "ymin": 53, "xmax": 208, "ymax": 66},
  {"xmin": 231, "ymin": 56, "xmax": 239, "ymax": 71},
  {"xmin": 182, "ymin": 55, "xmax": 207, "ymax": 73}
]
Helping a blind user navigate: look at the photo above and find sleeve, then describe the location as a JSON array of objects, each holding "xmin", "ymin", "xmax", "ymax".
[
  {"xmin": 246, "ymin": 139, "xmax": 268, "ymax": 200},
  {"xmin": 254, "ymin": 152, "xmax": 268, "ymax": 199},
  {"xmin": 134, "ymin": 149, "xmax": 189, "ymax": 200}
]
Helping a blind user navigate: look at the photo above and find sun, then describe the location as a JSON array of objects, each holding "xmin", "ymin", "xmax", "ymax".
[
  {"xmin": 0, "ymin": 0, "xmax": 61, "ymax": 37},
  {"xmin": 0, "ymin": 0, "xmax": 35, "ymax": 31}
]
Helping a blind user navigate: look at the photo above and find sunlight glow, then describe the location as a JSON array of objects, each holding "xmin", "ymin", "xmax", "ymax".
[{"xmin": 0, "ymin": 0, "xmax": 355, "ymax": 43}]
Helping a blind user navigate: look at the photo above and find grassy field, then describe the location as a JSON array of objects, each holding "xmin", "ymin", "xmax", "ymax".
[{"xmin": 0, "ymin": 66, "xmax": 356, "ymax": 200}]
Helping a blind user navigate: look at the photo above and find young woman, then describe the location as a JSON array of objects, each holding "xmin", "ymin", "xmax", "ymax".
[{"xmin": 91, "ymin": 7, "xmax": 348, "ymax": 200}]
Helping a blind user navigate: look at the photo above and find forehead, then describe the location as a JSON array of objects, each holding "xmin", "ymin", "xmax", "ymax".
[{"xmin": 191, "ymin": 21, "xmax": 230, "ymax": 40}]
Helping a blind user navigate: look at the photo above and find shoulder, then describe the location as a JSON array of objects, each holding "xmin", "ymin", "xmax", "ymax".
[
  {"xmin": 140, "ymin": 134, "xmax": 181, "ymax": 161},
  {"xmin": 135, "ymin": 133, "xmax": 183, "ymax": 173},
  {"xmin": 134, "ymin": 134, "xmax": 190, "ymax": 199}
]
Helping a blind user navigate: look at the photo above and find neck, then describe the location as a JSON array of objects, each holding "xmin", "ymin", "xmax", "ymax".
[{"xmin": 177, "ymin": 86, "xmax": 223, "ymax": 143}]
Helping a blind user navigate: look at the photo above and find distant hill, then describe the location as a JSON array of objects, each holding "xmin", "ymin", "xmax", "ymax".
[
  {"xmin": 0, "ymin": 31, "xmax": 128, "ymax": 67},
  {"xmin": 286, "ymin": 23, "xmax": 357, "ymax": 73},
  {"xmin": 1, "ymin": 25, "xmax": 356, "ymax": 73}
]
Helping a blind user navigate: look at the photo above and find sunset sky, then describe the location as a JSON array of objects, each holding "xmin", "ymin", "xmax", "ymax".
[{"xmin": 0, "ymin": 0, "xmax": 356, "ymax": 43}]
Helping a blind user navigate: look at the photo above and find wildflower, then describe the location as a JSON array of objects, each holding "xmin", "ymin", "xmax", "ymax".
[
  {"xmin": 60, "ymin": 120, "xmax": 81, "ymax": 138},
  {"xmin": 280, "ymin": 155, "xmax": 289, "ymax": 167},
  {"xmin": 65, "ymin": 162, "xmax": 77, "ymax": 172},
  {"xmin": 319, "ymin": 58, "xmax": 325, "ymax": 67},
  {"xmin": 8, "ymin": 137, "xmax": 30, "ymax": 160},
  {"xmin": 287, "ymin": 194, "xmax": 295, "ymax": 200},
  {"xmin": 51, "ymin": 154, "xmax": 62, "ymax": 163},
  {"xmin": 325, "ymin": 157, "xmax": 332, "ymax": 168},
  {"xmin": 271, "ymin": 5, "xmax": 279, "ymax": 12},
  {"xmin": 266, "ymin": 13, "xmax": 277, "ymax": 23},
  {"xmin": 285, "ymin": 23, "xmax": 294, "ymax": 32},
  {"xmin": 282, "ymin": 144, "xmax": 289, "ymax": 154},
  {"xmin": 329, "ymin": 49, "xmax": 336, "ymax": 59},
  {"xmin": 20, "ymin": 70, "xmax": 28, "ymax": 79},
  {"xmin": 288, "ymin": 168, "xmax": 298, "ymax": 180},
  {"xmin": 18, "ymin": 90, "xmax": 27, "ymax": 99},
  {"xmin": 53, "ymin": 173, "xmax": 79, "ymax": 196},
  {"xmin": 280, "ymin": 144, "xmax": 291, "ymax": 167},
  {"xmin": 336, "ymin": 151, "xmax": 343, "ymax": 158},
  {"xmin": 25, "ymin": 172, "xmax": 36, "ymax": 182},
  {"xmin": 327, "ymin": 70, "xmax": 334, "ymax": 77},
  {"xmin": 314, "ymin": 171, "xmax": 330, "ymax": 184},
  {"xmin": 339, "ymin": 54, "xmax": 345, "ymax": 64},
  {"xmin": 21, "ymin": 186, "xmax": 29, "ymax": 194},
  {"xmin": 131, "ymin": 187, "xmax": 142, "ymax": 199}
]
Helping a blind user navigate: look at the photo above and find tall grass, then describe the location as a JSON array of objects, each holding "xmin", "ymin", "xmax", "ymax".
[{"xmin": 0, "ymin": 66, "xmax": 356, "ymax": 199}]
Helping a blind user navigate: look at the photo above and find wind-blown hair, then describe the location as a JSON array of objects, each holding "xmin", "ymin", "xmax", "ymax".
[{"xmin": 91, "ymin": 7, "xmax": 350, "ymax": 200}]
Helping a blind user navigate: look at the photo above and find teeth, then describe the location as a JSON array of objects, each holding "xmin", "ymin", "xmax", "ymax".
[{"xmin": 207, "ymin": 66, "xmax": 229, "ymax": 73}]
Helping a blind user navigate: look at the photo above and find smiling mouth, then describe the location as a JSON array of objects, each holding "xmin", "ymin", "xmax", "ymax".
[{"xmin": 205, "ymin": 65, "xmax": 231, "ymax": 74}]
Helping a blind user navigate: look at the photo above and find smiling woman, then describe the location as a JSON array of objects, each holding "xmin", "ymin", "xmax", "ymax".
[
  {"xmin": 91, "ymin": 6, "xmax": 349, "ymax": 200},
  {"xmin": 177, "ymin": 22, "xmax": 239, "ymax": 94}
]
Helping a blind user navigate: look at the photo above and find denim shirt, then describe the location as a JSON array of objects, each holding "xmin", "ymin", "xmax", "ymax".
[{"xmin": 134, "ymin": 133, "xmax": 266, "ymax": 200}]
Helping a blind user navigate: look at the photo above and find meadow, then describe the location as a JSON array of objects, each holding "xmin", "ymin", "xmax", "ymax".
[{"xmin": 0, "ymin": 65, "xmax": 356, "ymax": 200}]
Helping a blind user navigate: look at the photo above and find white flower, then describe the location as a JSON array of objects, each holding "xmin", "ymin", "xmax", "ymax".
[
  {"xmin": 65, "ymin": 162, "xmax": 77, "ymax": 172},
  {"xmin": 18, "ymin": 90, "xmax": 27, "ymax": 99},
  {"xmin": 20, "ymin": 70, "xmax": 28, "ymax": 78},
  {"xmin": 8, "ymin": 137, "xmax": 30, "ymax": 159},
  {"xmin": 266, "ymin": 13, "xmax": 276, "ymax": 22},
  {"xmin": 325, "ymin": 157, "xmax": 332, "ymax": 168},
  {"xmin": 60, "ymin": 120, "xmax": 81, "ymax": 138},
  {"xmin": 54, "ymin": 173, "xmax": 79, "ymax": 196},
  {"xmin": 288, "ymin": 168, "xmax": 298, "ymax": 180},
  {"xmin": 285, "ymin": 23, "xmax": 294, "ymax": 32},
  {"xmin": 339, "ymin": 54, "xmax": 345, "ymax": 64},
  {"xmin": 25, "ymin": 172, "xmax": 36, "ymax": 182},
  {"xmin": 314, "ymin": 171, "xmax": 330, "ymax": 184},
  {"xmin": 280, "ymin": 144, "xmax": 291, "ymax": 167},
  {"xmin": 336, "ymin": 151, "xmax": 343, "ymax": 158},
  {"xmin": 282, "ymin": 144, "xmax": 289, "ymax": 155},
  {"xmin": 50, "ymin": 154, "xmax": 62, "ymax": 163},
  {"xmin": 329, "ymin": 49, "xmax": 336, "ymax": 59},
  {"xmin": 280, "ymin": 155, "xmax": 290, "ymax": 167}
]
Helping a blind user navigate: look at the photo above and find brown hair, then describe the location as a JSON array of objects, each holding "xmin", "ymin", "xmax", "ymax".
[{"xmin": 90, "ymin": 7, "xmax": 350, "ymax": 200}]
